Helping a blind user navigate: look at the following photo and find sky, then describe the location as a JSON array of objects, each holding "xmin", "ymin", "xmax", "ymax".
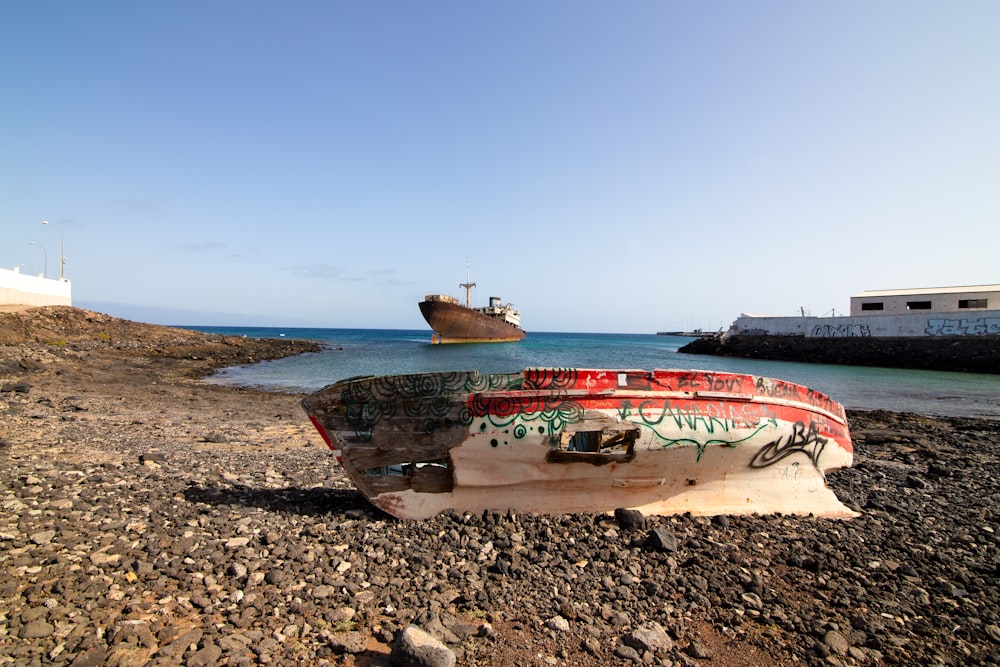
[{"xmin": 2, "ymin": 1, "xmax": 998, "ymax": 333}]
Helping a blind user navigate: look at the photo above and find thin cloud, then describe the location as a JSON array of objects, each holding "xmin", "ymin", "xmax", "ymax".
[
  {"xmin": 366, "ymin": 268, "xmax": 414, "ymax": 288},
  {"xmin": 287, "ymin": 264, "xmax": 354, "ymax": 280},
  {"xmin": 171, "ymin": 242, "xmax": 230, "ymax": 253},
  {"xmin": 373, "ymin": 277, "xmax": 414, "ymax": 288}
]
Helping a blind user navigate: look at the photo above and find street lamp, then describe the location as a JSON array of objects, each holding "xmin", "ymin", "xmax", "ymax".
[
  {"xmin": 42, "ymin": 220, "xmax": 65, "ymax": 280},
  {"xmin": 28, "ymin": 241, "xmax": 48, "ymax": 278}
]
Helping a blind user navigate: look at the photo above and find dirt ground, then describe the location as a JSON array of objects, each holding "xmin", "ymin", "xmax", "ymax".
[{"xmin": 0, "ymin": 307, "xmax": 799, "ymax": 665}]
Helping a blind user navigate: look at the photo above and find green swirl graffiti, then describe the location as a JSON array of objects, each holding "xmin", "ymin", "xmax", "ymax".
[{"xmin": 478, "ymin": 402, "xmax": 585, "ymax": 437}]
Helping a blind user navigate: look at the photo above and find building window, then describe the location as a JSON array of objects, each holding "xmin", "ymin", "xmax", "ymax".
[
  {"xmin": 906, "ymin": 301, "xmax": 932, "ymax": 310},
  {"xmin": 861, "ymin": 302, "xmax": 884, "ymax": 311},
  {"xmin": 959, "ymin": 299, "xmax": 988, "ymax": 309}
]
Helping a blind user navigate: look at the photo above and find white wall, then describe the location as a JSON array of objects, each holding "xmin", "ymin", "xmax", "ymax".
[
  {"xmin": 731, "ymin": 311, "xmax": 1000, "ymax": 338},
  {"xmin": 0, "ymin": 266, "xmax": 72, "ymax": 306}
]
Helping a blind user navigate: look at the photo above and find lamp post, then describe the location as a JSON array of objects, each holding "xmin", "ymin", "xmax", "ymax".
[
  {"xmin": 28, "ymin": 241, "xmax": 48, "ymax": 278},
  {"xmin": 42, "ymin": 220, "xmax": 65, "ymax": 280}
]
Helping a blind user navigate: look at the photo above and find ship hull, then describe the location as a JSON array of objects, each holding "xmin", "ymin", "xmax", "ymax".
[
  {"xmin": 302, "ymin": 368, "xmax": 857, "ymax": 520},
  {"xmin": 419, "ymin": 299, "xmax": 525, "ymax": 343}
]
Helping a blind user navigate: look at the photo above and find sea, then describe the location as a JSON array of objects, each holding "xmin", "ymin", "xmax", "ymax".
[{"xmin": 189, "ymin": 327, "xmax": 1000, "ymax": 420}]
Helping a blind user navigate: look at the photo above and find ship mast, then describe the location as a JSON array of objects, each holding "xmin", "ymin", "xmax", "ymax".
[{"xmin": 459, "ymin": 258, "xmax": 476, "ymax": 308}]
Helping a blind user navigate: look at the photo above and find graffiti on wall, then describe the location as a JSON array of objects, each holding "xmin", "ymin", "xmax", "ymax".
[
  {"xmin": 810, "ymin": 323, "xmax": 871, "ymax": 338},
  {"xmin": 925, "ymin": 317, "xmax": 1000, "ymax": 336}
]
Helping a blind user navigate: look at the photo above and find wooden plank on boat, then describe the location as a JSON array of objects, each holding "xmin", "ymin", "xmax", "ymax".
[
  {"xmin": 361, "ymin": 474, "xmax": 413, "ymax": 495},
  {"xmin": 340, "ymin": 438, "xmax": 456, "ymax": 470},
  {"xmin": 411, "ymin": 465, "xmax": 453, "ymax": 493}
]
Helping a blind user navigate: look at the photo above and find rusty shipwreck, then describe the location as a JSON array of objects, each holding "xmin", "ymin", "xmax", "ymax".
[
  {"xmin": 418, "ymin": 270, "xmax": 524, "ymax": 344},
  {"xmin": 301, "ymin": 368, "xmax": 857, "ymax": 520}
]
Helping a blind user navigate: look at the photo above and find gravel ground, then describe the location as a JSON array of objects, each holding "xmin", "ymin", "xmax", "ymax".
[{"xmin": 2, "ymin": 307, "xmax": 999, "ymax": 666}]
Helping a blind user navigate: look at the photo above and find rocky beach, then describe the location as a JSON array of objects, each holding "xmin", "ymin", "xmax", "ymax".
[{"xmin": 2, "ymin": 306, "xmax": 999, "ymax": 666}]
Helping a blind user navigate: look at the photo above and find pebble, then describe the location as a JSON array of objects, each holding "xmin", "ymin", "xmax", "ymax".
[
  {"xmin": 391, "ymin": 624, "xmax": 457, "ymax": 667},
  {"xmin": 545, "ymin": 615, "xmax": 570, "ymax": 632},
  {"xmin": 20, "ymin": 619, "xmax": 55, "ymax": 639},
  {"xmin": 824, "ymin": 629, "xmax": 850, "ymax": 655},
  {"xmin": 622, "ymin": 621, "xmax": 674, "ymax": 653}
]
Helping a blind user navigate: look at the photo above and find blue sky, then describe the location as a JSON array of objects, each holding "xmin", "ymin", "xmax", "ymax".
[{"xmin": 3, "ymin": 1, "xmax": 998, "ymax": 332}]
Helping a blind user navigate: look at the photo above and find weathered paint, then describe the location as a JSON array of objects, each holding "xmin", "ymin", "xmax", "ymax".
[{"xmin": 302, "ymin": 368, "xmax": 857, "ymax": 520}]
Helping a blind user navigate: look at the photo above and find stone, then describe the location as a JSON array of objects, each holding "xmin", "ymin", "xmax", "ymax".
[
  {"xmin": 614, "ymin": 508, "xmax": 648, "ymax": 531},
  {"xmin": 687, "ymin": 639, "xmax": 712, "ymax": 659},
  {"xmin": 218, "ymin": 633, "xmax": 252, "ymax": 653},
  {"xmin": 89, "ymin": 552, "xmax": 121, "ymax": 566},
  {"xmin": 613, "ymin": 643, "xmax": 642, "ymax": 662},
  {"xmin": 329, "ymin": 606, "xmax": 356, "ymax": 622},
  {"xmin": 103, "ymin": 646, "xmax": 150, "ymax": 667},
  {"xmin": 581, "ymin": 636, "xmax": 602, "ymax": 656},
  {"xmin": 263, "ymin": 569, "xmax": 286, "ymax": 585},
  {"xmin": 67, "ymin": 647, "xmax": 107, "ymax": 667},
  {"xmin": 30, "ymin": 530, "xmax": 57, "ymax": 545},
  {"xmin": 187, "ymin": 644, "xmax": 222, "ymax": 667},
  {"xmin": 160, "ymin": 629, "xmax": 203, "ymax": 657},
  {"xmin": 644, "ymin": 527, "xmax": 678, "ymax": 552},
  {"xmin": 622, "ymin": 621, "xmax": 674, "ymax": 653},
  {"xmin": 420, "ymin": 614, "xmax": 460, "ymax": 645},
  {"xmin": 824, "ymin": 629, "xmax": 851, "ymax": 655},
  {"xmin": 111, "ymin": 620, "xmax": 156, "ymax": 649},
  {"xmin": 312, "ymin": 584, "xmax": 335, "ymax": 598},
  {"xmin": 328, "ymin": 630, "xmax": 367, "ymax": 654},
  {"xmin": 390, "ymin": 624, "xmax": 456, "ymax": 667},
  {"xmin": 545, "ymin": 616, "xmax": 570, "ymax": 632},
  {"xmin": 21, "ymin": 619, "xmax": 56, "ymax": 639}
]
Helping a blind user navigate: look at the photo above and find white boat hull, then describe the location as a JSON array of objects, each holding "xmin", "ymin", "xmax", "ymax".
[{"xmin": 302, "ymin": 368, "xmax": 857, "ymax": 520}]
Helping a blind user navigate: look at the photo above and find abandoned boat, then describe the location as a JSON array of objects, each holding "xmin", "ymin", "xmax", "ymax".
[
  {"xmin": 419, "ymin": 294, "xmax": 524, "ymax": 344},
  {"xmin": 301, "ymin": 368, "xmax": 857, "ymax": 520},
  {"xmin": 419, "ymin": 269, "xmax": 524, "ymax": 343}
]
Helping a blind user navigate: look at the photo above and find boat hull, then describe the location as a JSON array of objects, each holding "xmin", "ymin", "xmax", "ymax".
[
  {"xmin": 302, "ymin": 368, "xmax": 857, "ymax": 520},
  {"xmin": 419, "ymin": 299, "xmax": 525, "ymax": 343}
]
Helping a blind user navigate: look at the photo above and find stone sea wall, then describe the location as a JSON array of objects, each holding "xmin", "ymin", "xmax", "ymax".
[{"xmin": 679, "ymin": 334, "xmax": 1000, "ymax": 374}]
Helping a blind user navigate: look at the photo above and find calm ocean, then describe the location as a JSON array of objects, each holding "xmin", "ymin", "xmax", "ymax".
[{"xmin": 189, "ymin": 327, "xmax": 1000, "ymax": 420}]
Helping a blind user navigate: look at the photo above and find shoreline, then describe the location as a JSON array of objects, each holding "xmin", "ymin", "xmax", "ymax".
[{"xmin": 2, "ymin": 307, "xmax": 999, "ymax": 665}]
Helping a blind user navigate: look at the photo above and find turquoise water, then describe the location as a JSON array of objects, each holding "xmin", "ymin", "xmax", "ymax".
[{"xmin": 190, "ymin": 327, "xmax": 1000, "ymax": 420}]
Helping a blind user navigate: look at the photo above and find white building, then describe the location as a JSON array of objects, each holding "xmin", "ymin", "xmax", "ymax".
[
  {"xmin": 850, "ymin": 285, "xmax": 998, "ymax": 316},
  {"xmin": 730, "ymin": 285, "xmax": 1000, "ymax": 339}
]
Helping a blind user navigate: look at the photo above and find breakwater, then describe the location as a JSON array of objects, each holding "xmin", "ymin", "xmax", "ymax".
[{"xmin": 679, "ymin": 334, "xmax": 1000, "ymax": 374}]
